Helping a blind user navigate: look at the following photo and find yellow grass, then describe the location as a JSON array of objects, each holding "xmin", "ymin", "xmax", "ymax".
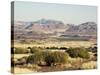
[
  {"xmin": 81, "ymin": 61, "xmax": 97, "ymax": 69},
  {"xmin": 12, "ymin": 40, "xmax": 97, "ymax": 73},
  {"xmin": 14, "ymin": 41, "xmax": 96, "ymax": 48},
  {"xmin": 12, "ymin": 67, "xmax": 37, "ymax": 74},
  {"xmin": 12, "ymin": 54, "xmax": 30, "ymax": 59}
]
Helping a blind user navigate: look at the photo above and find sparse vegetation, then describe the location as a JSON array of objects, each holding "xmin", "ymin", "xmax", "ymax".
[
  {"xmin": 46, "ymin": 46, "xmax": 59, "ymax": 49},
  {"xmin": 66, "ymin": 47, "xmax": 90, "ymax": 58},
  {"xmin": 26, "ymin": 51, "xmax": 68, "ymax": 66},
  {"xmin": 12, "ymin": 40, "xmax": 97, "ymax": 73},
  {"xmin": 27, "ymin": 51, "xmax": 46, "ymax": 65},
  {"xmin": 14, "ymin": 47, "xmax": 29, "ymax": 54},
  {"xmin": 30, "ymin": 47, "xmax": 42, "ymax": 53},
  {"xmin": 45, "ymin": 51, "xmax": 68, "ymax": 66}
]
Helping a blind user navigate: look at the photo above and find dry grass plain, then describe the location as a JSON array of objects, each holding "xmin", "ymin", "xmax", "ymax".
[
  {"xmin": 14, "ymin": 40, "xmax": 96, "ymax": 48},
  {"xmin": 12, "ymin": 40, "xmax": 97, "ymax": 73}
]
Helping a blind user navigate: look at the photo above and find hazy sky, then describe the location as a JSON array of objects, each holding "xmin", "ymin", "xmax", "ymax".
[{"xmin": 14, "ymin": 1, "xmax": 97, "ymax": 24}]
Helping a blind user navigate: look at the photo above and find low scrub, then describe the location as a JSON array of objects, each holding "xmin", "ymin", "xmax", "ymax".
[
  {"xmin": 66, "ymin": 47, "xmax": 90, "ymax": 59},
  {"xmin": 45, "ymin": 52, "xmax": 68, "ymax": 66},
  {"xmin": 27, "ymin": 51, "xmax": 47, "ymax": 65},
  {"xmin": 27, "ymin": 51, "xmax": 68, "ymax": 66},
  {"xmin": 30, "ymin": 47, "xmax": 42, "ymax": 53},
  {"xmin": 46, "ymin": 46, "xmax": 59, "ymax": 49}
]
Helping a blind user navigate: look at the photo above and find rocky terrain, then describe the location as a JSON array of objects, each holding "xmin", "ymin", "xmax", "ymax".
[{"xmin": 12, "ymin": 19, "xmax": 97, "ymax": 40}]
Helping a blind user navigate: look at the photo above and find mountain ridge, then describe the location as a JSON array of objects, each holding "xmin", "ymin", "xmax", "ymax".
[{"xmin": 13, "ymin": 19, "xmax": 97, "ymax": 39}]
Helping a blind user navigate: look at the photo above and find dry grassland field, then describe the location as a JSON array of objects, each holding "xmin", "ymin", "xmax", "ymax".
[
  {"xmin": 14, "ymin": 40, "xmax": 96, "ymax": 48},
  {"xmin": 11, "ymin": 40, "xmax": 97, "ymax": 73}
]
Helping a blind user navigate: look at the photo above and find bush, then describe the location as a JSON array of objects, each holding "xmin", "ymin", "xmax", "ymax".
[
  {"xmin": 30, "ymin": 47, "xmax": 41, "ymax": 53},
  {"xmin": 27, "ymin": 51, "xmax": 68, "ymax": 66},
  {"xmin": 78, "ymin": 49, "xmax": 90, "ymax": 59},
  {"xmin": 27, "ymin": 51, "xmax": 47, "ymax": 65},
  {"xmin": 66, "ymin": 47, "xmax": 90, "ymax": 59},
  {"xmin": 88, "ymin": 46, "xmax": 97, "ymax": 53},
  {"xmin": 66, "ymin": 48, "xmax": 79, "ymax": 58},
  {"xmin": 46, "ymin": 46, "xmax": 58, "ymax": 49},
  {"xmin": 45, "ymin": 52, "xmax": 68, "ymax": 66},
  {"xmin": 14, "ymin": 47, "xmax": 29, "ymax": 54},
  {"xmin": 59, "ymin": 47, "xmax": 67, "ymax": 50}
]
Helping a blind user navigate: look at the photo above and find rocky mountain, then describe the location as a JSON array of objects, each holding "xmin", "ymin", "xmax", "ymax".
[
  {"xmin": 66, "ymin": 22, "xmax": 97, "ymax": 36},
  {"xmin": 25, "ymin": 18, "xmax": 67, "ymax": 33},
  {"xmin": 13, "ymin": 19, "xmax": 97, "ymax": 40},
  {"xmin": 78, "ymin": 22, "xmax": 97, "ymax": 33}
]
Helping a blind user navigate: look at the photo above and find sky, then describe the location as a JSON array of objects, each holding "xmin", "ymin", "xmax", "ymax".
[{"xmin": 14, "ymin": 1, "xmax": 97, "ymax": 24}]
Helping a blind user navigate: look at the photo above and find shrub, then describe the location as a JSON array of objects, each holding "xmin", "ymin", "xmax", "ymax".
[
  {"xmin": 66, "ymin": 47, "xmax": 90, "ymax": 59},
  {"xmin": 27, "ymin": 51, "xmax": 47, "ymax": 65},
  {"xmin": 46, "ymin": 46, "xmax": 58, "ymax": 49},
  {"xmin": 88, "ymin": 46, "xmax": 97, "ymax": 53},
  {"xmin": 60, "ymin": 47, "xmax": 67, "ymax": 50},
  {"xmin": 45, "ymin": 52, "xmax": 68, "ymax": 66},
  {"xmin": 78, "ymin": 49, "xmax": 90, "ymax": 59},
  {"xmin": 14, "ymin": 47, "xmax": 29, "ymax": 54},
  {"xmin": 94, "ymin": 53, "xmax": 97, "ymax": 57},
  {"xmin": 30, "ymin": 47, "xmax": 41, "ymax": 53},
  {"xmin": 27, "ymin": 47, "xmax": 32, "ymax": 50},
  {"xmin": 66, "ymin": 48, "xmax": 79, "ymax": 58},
  {"xmin": 27, "ymin": 51, "xmax": 68, "ymax": 66}
]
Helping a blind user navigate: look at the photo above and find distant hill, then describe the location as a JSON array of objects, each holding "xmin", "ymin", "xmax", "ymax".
[
  {"xmin": 25, "ymin": 18, "xmax": 67, "ymax": 33},
  {"xmin": 66, "ymin": 22, "xmax": 97, "ymax": 36},
  {"xmin": 12, "ymin": 19, "xmax": 97, "ymax": 40}
]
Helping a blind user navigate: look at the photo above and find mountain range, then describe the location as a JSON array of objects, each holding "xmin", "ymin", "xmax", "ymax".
[{"xmin": 13, "ymin": 19, "xmax": 97, "ymax": 40}]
